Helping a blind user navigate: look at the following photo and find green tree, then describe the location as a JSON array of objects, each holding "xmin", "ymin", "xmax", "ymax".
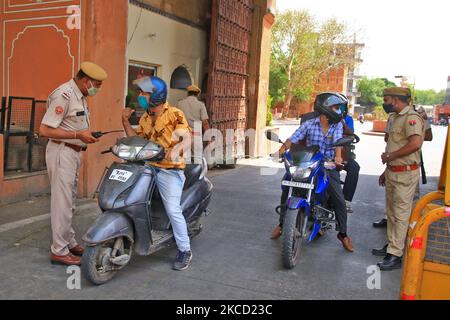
[
  {"xmin": 380, "ymin": 78, "xmax": 397, "ymax": 88},
  {"xmin": 357, "ymin": 77, "xmax": 386, "ymax": 107},
  {"xmin": 357, "ymin": 77, "xmax": 398, "ymax": 107},
  {"xmin": 269, "ymin": 53, "xmax": 288, "ymax": 105},
  {"xmin": 270, "ymin": 10, "xmax": 355, "ymax": 118},
  {"xmin": 437, "ymin": 90, "xmax": 446, "ymax": 104},
  {"xmin": 414, "ymin": 89, "xmax": 446, "ymax": 105}
]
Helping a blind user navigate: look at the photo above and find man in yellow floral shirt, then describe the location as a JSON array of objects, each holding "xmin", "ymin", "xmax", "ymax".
[{"xmin": 122, "ymin": 76, "xmax": 193, "ymax": 271}]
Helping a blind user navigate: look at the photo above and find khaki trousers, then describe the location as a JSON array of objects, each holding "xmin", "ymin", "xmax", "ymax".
[
  {"xmin": 46, "ymin": 141, "xmax": 81, "ymax": 256},
  {"xmin": 385, "ymin": 168, "xmax": 420, "ymax": 257}
]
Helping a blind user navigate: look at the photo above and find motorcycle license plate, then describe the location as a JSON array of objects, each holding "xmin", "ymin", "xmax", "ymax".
[
  {"xmin": 109, "ymin": 169, "xmax": 133, "ymax": 183},
  {"xmin": 282, "ymin": 180, "xmax": 314, "ymax": 190}
]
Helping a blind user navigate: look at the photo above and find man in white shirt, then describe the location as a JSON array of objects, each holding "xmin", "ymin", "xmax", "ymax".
[{"xmin": 177, "ymin": 85, "xmax": 210, "ymax": 135}]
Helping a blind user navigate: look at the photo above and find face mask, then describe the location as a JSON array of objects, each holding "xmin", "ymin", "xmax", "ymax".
[
  {"xmin": 86, "ymin": 81, "xmax": 100, "ymax": 97},
  {"xmin": 138, "ymin": 95, "xmax": 150, "ymax": 111},
  {"xmin": 383, "ymin": 103, "xmax": 394, "ymax": 114}
]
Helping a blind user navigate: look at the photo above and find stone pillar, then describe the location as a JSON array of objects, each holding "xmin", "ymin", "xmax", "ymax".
[
  {"xmin": 247, "ymin": 0, "xmax": 275, "ymax": 157},
  {"xmin": 78, "ymin": 0, "xmax": 128, "ymax": 197}
]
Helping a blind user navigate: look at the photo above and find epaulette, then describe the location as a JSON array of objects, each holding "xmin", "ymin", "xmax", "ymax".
[{"xmin": 61, "ymin": 88, "xmax": 73, "ymax": 100}]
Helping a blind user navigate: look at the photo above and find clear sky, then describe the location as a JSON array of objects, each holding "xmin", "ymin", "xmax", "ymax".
[{"xmin": 276, "ymin": 0, "xmax": 450, "ymax": 91}]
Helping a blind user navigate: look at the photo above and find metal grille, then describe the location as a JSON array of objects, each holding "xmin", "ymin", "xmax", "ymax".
[
  {"xmin": 425, "ymin": 217, "xmax": 450, "ymax": 265},
  {"xmin": 207, "ymin": 0, "xmax": 253, "ymax": 162},
  {"xmin": 8, "ymin": 97, "xmax": 34, "ymax": 134},
  {"xmin": 3, "ymin": 97, "xmax": 47, "ymax": 173}
]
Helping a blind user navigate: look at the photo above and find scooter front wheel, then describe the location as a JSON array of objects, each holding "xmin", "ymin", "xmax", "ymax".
[{"xmin": 81, "ymin": 237, "xmax": 131, "ymax": 285}]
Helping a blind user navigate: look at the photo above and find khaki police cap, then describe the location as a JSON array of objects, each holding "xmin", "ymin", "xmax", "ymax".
[
  {"xmin": 187, "ymin": 84, "xmax": 201, "ymax": 93},
  {"xmin": 383, "ymin": 87, "xmax": 411, "ymax": 97},
  {"xmin": 80, "ymin": 62, "xmax": 108, "ymax": 81}
]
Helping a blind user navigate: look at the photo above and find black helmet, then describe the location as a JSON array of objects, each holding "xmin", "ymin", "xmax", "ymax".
[{"xmin": 314, "ymin": 92, "xmax": 348, "ymax": 124}]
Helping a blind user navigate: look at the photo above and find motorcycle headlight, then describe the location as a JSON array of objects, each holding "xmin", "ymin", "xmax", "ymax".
[
  {"xmin": 289, "ymin": 160, "xmax": 319, "ymax": 181},
  {"xmin": 112, "ymin": 144, "xmax": 143, "ymax": 161}
]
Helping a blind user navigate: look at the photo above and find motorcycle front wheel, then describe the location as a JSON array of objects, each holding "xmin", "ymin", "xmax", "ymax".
[
  {"xmin": 281, "ymin": 208, "xmax": 306, "ymax": 269},
  {"xmin": 81, "ymin": 237, "xmax": 131, "ymax": 285}
]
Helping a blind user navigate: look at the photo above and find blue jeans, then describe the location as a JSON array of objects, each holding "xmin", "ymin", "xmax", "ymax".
[{"xmin": 155, "ymin": 168, "xmax": 190, "ymax": 252}]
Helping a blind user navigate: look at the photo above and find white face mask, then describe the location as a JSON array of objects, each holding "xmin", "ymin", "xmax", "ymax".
[{"xmin": 86, "ymin": 81, "xmax": 100, "ymax": 97}]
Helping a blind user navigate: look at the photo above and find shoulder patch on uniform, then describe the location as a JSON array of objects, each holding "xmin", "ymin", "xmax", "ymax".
[
  {"xmin": 55, "ymin": 106, "xmax": 64, "ymax": 115},
  {"xmin": 409, "ymin": 119, "xmax": 417, "ymax": 126}
]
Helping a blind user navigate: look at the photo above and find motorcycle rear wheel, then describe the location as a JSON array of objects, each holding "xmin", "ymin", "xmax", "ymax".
[{"xmin": 281, "ymin": 208, "xmax": 306, "ymax": 269}]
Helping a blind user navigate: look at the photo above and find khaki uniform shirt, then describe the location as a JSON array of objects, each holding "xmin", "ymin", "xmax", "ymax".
[
  {"xmin": 385, "ymin": 110, "xmax": 430, "ymax": 133},
  {"xmin": 176, "ymin": 96, "xmax": 209, "ymax": 132},
  {"xmin": 386, "ymin": 106, "xmax": 425, "ymax": 166},
  {"xmin": 136, "ymin": 103, "xmax": 191, "ymax": 170},
  {"xmin": 41, "ymin": 79, "xmax": 90, "ymax": 147}
]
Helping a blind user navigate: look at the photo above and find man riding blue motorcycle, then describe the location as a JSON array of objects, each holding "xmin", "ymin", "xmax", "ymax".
[{"xmin": 271, "ymin": 92, "xmax": 354, "ymax": 253}]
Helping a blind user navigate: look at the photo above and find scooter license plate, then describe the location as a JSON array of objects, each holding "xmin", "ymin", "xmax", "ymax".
[
  {"xmin": 109, "ymin": 169, "xmax": 133, "ymax": 183},
  {"xmin": 282, "ymin": 180, "xmax": 314, "ymax": 190}
]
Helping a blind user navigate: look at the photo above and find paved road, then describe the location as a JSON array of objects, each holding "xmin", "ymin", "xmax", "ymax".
[{"xmin": 0, "ymin": 122, "xmax": 444, "ymax": 300}]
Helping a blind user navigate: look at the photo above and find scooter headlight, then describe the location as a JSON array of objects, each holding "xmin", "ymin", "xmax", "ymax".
[
  {"xmin": 112, "ymin": 144, "xmax": 143, "ymax": 161},
  {"xmin": 289, "ymin": 160, "xmax": 319, "ymax": 181}
]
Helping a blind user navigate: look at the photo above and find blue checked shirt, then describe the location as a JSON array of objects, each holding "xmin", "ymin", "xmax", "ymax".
[{"xmin": 289, "ymin": 117, "xmax": 343, "ymax": 160}]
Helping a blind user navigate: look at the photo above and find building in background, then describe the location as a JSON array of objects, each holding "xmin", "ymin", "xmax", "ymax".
[
  {"xmin": 0, "ymin": 0, "xmax": 274, "ymax": 204},
  {"xmin": 273, "ymin": 41, "xmax": 364, "ymax": 118},
  {"xmin": 346, "ymin": 42, "xmax": 364, "ymax": 114}
]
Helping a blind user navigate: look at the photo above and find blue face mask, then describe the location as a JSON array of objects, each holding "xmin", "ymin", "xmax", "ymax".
[{"xmin": 138, "ymin": 95, "xmax": 150, "ymax": 111}]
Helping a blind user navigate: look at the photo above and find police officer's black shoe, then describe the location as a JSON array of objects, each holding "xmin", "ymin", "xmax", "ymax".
[
  {"xmin": 373, "ymin": 218, "xmax": 387, "ymax": 228},
  {"xmin": 372, "ymin": 244, "xmax": 388, "ymax": 256},
  {"xmin": 378, "ymin": 254, "xmax": 402, "ymax": 271}
]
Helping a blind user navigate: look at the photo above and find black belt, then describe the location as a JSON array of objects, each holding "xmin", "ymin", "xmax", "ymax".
[{"xmin": 52, "ymin": 140, "xmax": 86, "ymax": 152}]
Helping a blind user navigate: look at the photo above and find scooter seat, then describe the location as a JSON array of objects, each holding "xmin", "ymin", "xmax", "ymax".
[{"xmin": 184, "ymin": 164, "xmax": 203, "ymax": 190}]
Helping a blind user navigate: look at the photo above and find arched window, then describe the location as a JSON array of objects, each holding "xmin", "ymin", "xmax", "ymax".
[{"xmin": 170, "ymin": 66, "xmax": 192, "ymax": 90}]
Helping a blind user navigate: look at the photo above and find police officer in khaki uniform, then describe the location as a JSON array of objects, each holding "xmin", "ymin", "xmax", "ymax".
[
  {"xmin": 372, "ymin": 105, "xmax": 433, "ymax": 228},
  {"xmin": 374, "ymin": 87, "xmax": 425, "ymax": 271},
  {"xmin": 177, "ymin": 85, "xmax": 209, "ymax": 134},
  {"xmin": 177, "ymin": 85, "xmax": 210, "ymax": 164},
  {"xmin": 39, "ymin": 62, "xmax": 107, "ymax": 266}
]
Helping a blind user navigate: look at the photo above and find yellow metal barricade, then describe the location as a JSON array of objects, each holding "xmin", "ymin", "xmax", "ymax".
[{"xmin": 400, "ymin": 127, "xmax": 450, "ymax": 300}]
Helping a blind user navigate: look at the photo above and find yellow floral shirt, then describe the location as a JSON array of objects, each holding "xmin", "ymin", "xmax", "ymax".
[{"xmin": 136, "ymin": 103, "xmax": 191, "ymax": 169}]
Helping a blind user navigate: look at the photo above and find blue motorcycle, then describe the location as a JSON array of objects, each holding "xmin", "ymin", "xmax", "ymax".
[{"xmin": 267, "ymin": 131, "xmax": 359, "ymax": 269}]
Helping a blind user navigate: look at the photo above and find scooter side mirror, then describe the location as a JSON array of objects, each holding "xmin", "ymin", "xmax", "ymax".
[{"xmin": 266, "ymin": 131, "xmax": 283, "ymax": 144}]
